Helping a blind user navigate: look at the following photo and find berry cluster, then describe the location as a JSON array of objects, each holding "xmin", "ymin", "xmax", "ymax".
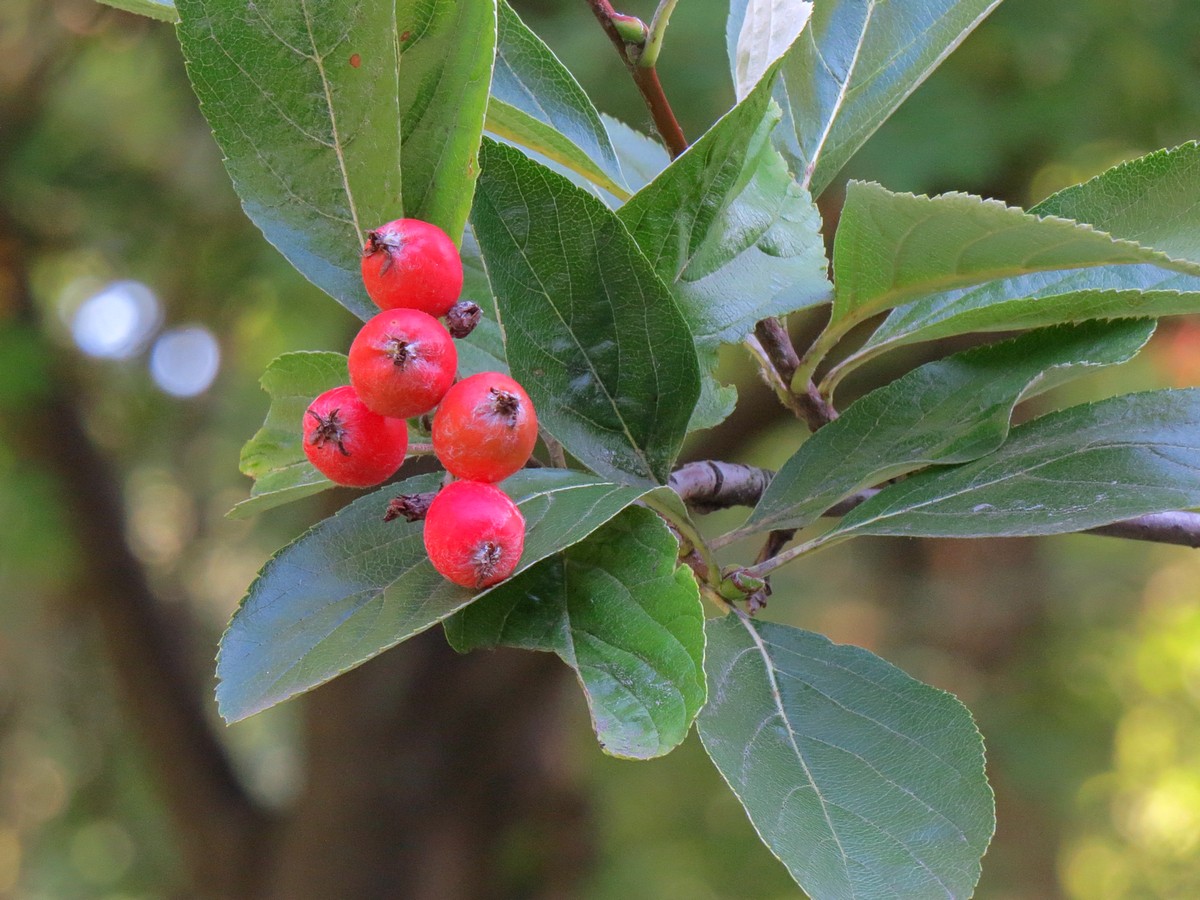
[{"xmin": 301, "ymin": 219, "xmax": 538, "ymax": 589}]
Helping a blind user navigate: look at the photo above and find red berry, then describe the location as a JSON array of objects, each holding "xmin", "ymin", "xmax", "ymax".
[
  {"xmin": 302, "ymin": 385, "xmax": 408, "ymax": 487},
  {"xmin": 432, "ymin": 372, "xmax": 538, "ymax": 483},
  {"xmin": 423, "ymin": 481, "xmax": 525, "ymax": 588},
  {"xmin": 349, "ymin": 309, "xmax": 458, "ymax": 419},
  {"xmin": 361, "ymin": 219, "xmax": 463, "ymax": 316}
]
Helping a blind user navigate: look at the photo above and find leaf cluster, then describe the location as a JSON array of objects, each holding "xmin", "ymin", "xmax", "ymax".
[{"xmin": 104, "ymin": 0, "xmax": 1200, "ymax": 895}]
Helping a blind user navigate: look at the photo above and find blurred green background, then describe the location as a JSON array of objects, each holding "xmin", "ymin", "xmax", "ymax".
[{"xmin": 2, "ymin": 0, "xmax": 1200, "ymax": 897}]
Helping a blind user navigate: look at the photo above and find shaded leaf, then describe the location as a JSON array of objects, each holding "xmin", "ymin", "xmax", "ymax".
[
  {"xmin": 445, "ymin": 506, "xmax": 705, "ymax": 759},
  {"xmin": 619, "ymin": 74, "xmax": 829, "ymax": 430},
  {"xmin": 830, "ymin": 389, "xmax": 1200, "ymax": 541},
  {"xmin": 456, "ymin": 225, "xmax": 508, "ymax": 378},
  {"xmin": 830, "ymin": 181, "xmax": 1200, "ymax": 333},
  {"xmin": 602, "ymin": 115, "xmax": 670, "ymax": 195},
  {"xmin": 228, "ymin": 352, "xmax": 347, "ymax": 519},
  {"xmin": 471, "ymin": 139, "xmax": 700, "ymax": 486},
  {"xmin": 487, "ymin": 2, "xmax": 626, "ymax": 198},
  {"xmin": 177, "ymin": 0, "xmax": 402, "ymax": 319},
  {"xmin": 699, "ymin": 615, "xmax": 993, "ymax": 899},
  {"xmin": 748, "ymin": 319, "xmax": 1155, "ymax": 533},
  {"xmin": 395, "ymin": 0, "xmax": 496, "ymax": 242},
  {"xmin": 216, "ymin": 469, "xmax": 648, "ymax": 722}
]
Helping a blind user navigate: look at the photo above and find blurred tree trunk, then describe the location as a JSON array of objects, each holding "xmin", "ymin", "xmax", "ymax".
[{"xmin": 2, "ymin": 209, "xmax": 592, "ymax": 899}]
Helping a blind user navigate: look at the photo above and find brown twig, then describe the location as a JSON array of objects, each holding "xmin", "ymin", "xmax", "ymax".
[
  {"xmin": 668, "ymin": 463, "xmax": 1200, "ymax": 552},
  {"xmin": 583, "ymin": 0, "xmax": 689, "ymax": 158},
  {"xmin": 753, "ymin": 319, "xmax": 839, "ymax": 431}
]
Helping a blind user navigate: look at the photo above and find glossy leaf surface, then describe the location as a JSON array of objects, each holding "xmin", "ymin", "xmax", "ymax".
[
  {"xmin": 831, "ymin": 181, "xmax": 1200, "ymax": 333},
  {"xmin": 831, "ymin": 389, "xmax": 1200, "ymax": 540},
  {"xmin": 619, "ymin": 74, "xmax": 829, "ymax": 429},
  {"xmin": 446, "ymin": 506, "xmax": 705, "ymax": 759},
  {"xmin": 749, "ymin": 319, "xmax": 1155, "ymax": 533},
  {"xmin": 487, "ymin": 2, "xmax": 626, "ymax": 198},
  {"xmin": 217, "ymin": 469, "xmax": 648, "ymax": 722},
  {"xmin": 471, "ymin": 139, "xmax": 700, "ymax": 486}
]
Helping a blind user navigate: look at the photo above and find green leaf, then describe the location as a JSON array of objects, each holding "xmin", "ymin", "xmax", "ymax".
[
  {"xmin": 841, "ymin": 143, "xmax": 1200, "ymax": 376},
  {"xmin": 176, "ymin": 0, "xmax": 494, "ymax": 321},
  {"xmin": 486, "ymin": 2, "xmax": 627, "ymax": 199},
  {"xmin": 728, "ymin": 0, "xmax": 812, "ymax": 100},
  {"xmin": 470, "ymin": 139, "xmax": 700, "ymax": 487},
  {"xmin": 830, "ymin": 389, "xmax": 1200, "ymax": 541},
  {"xmin": 445, "ymin": 506, "xmax": 705, "ymax": 760},
  {"xmin": 486, "ymin": 100, "xmax": 630, "ymax": 201},
  {"xmin": 456, "ymin": 225, "xmax": 508, "ymax": 378},
  {"xmin": 699, "ymin": 615, "xmax": 993, "ymax": 899},
  {"xmin": 216, "ymin": 469, "xmax": 648, "ymax": 722},
  {"xmin": 847, "ymin": 267, "xmax": 1200, "ymax": 374},
  {"xmin": 228, "ymin": 352, "xmax": 347, "ymax": 519},
  {"xmin": 830, "ymin": 181, "xmax": 1200, "ymax": 333},
  {"xmin": 618, "ymin": 75, "xmax": 830, "ymax": 431},
  {"xmin": 396, "ymin": 1, "xmax": 497, "ymax": 241},
  {"xmin": 727, "ymin": 0, "xmax": 1005, "ymax": 197},
  {"xmin": 603, "ymin": 115, "xmax": 670, "ymax": 195},
  {"xmin": 1033, "ymin": 142, "xmax": 1200, "ymax": 264},
  {"xmin": 96, "ymin": 0, "xmax": 177, "ymax": 22},
  {"xmin": 748, "ymin": 319, "xmax": 1155, "ymax": 534}
]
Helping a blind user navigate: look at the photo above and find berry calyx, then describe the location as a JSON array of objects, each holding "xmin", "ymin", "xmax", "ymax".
[
  {"xmin": 423, "ymin": 481, "xmax": 525, "ymax": 589},
  {"xmin": 445, "ymin": 300, "xmax": 482, "ymax": 339},
  {"xmin": 361, "ymin": 218, "xmax": 463, "ymax": 317},
  {"xmin": 432, "ymin": 372, "xmax": 538, "ymax": 483},
  {"xmin": 348, "ymin": 309, "xmax": 458, "ymax": 419},
  {"xmin": 302, "ymin": 385, "xmax": 408, "ymax": 487}
]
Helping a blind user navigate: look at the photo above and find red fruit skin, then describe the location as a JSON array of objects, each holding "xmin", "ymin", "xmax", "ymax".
[
  {"xmin": 423, "ymin": 481, "xmax": 526, "ymax": 589},
  {"xmin": 432, "ymin": 372, "xmax": 538, "ymax": 483},
  {"xmin": 302, "ymin": 385, "xmax": 408, "ymax": 487},
  {"xmin": 361, "ymin": 219, "xmax": 464, "ymax": 316},
  {"xmin": 349, "ymin": 309, "xmax": 458, "ymax": 418}
]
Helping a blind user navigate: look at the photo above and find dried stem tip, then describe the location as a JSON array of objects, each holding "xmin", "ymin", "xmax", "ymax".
[
  {"xmin": 446, "ymin": 301, "xmax": 482, "ymax": 339},
  {"xmin": 383, "ymin": 491, "xmax": 437, "ymax": 523}
]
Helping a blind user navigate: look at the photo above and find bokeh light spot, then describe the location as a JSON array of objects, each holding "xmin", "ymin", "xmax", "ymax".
[
  {"xmin": 149, "ymin": 326, "xmax": 220, "ymax": 397},
  {"xmin": 70, "ymin": 280, "xmax": 160, "ymax": 359}
]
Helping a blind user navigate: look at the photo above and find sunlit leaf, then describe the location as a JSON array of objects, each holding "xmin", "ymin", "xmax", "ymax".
[
  {"xmin": 841, "ymin": 143, "xmax": 1200, "ymax": 378},
  {"xmin": 830, "ymin": 182, "xmax": 1200, "ymax": 333},
  {"xmin": 176, "ymin": 0, "xmax": 494, "ymax": 319},
  {"xmin": 728, "ymin": 0, "xmax": 1005, "ymax": 196}
]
